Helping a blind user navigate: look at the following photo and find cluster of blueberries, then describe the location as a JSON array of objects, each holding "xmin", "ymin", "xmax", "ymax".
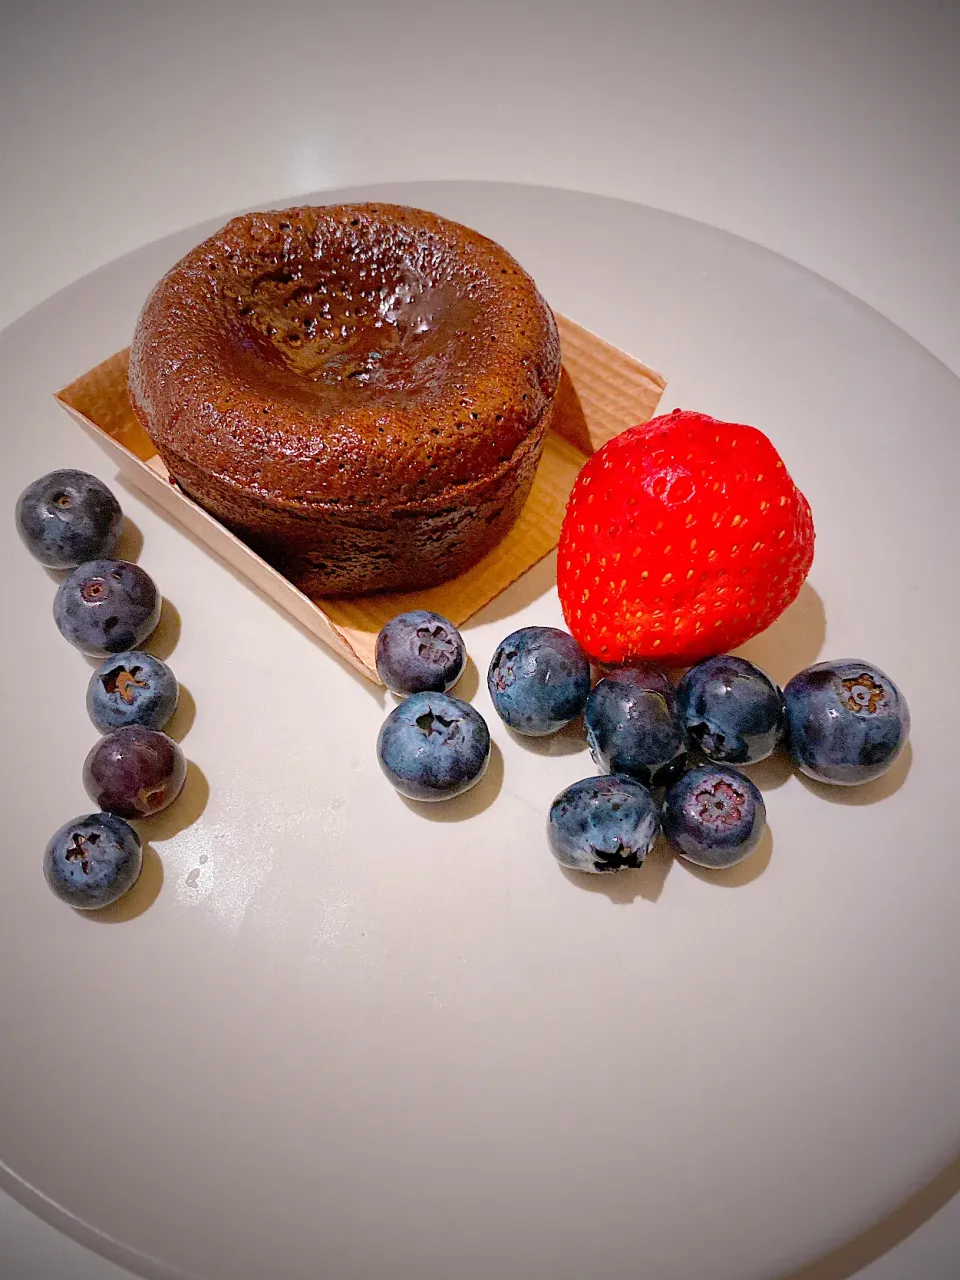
[
  {"xmin": 17, "ymin": 466, "xmax": 911, "ymax": 902},
  {"xmin": 16, "ymin": 469, "xmax": 188, "ymax": 910},
  {"xmin": 374, "ymin": 611, "xmax": 910, "ymax": 875}
]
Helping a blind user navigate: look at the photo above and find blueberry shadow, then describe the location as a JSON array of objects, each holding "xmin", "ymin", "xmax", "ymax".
[
  {"xmin": 114, "ymin": 515, "xmax": 144, "ymax": 563},
  {"xmin": 452, "ymin": 654, "xmax": 480, "ymax": 703},
  {"xmin": 506, "ymin": 717, "xmax": 590, "ymax": 758},
  {"xmin": 796, "ymin": 740, "xmax": 912, "ymax": 806},
  {"xmin": 43, "ymin": 566, "xmax": 71, "ymax": 586},
  {"xmin": 777, "ymin": 1146, "xmax": 960, "ymax": 1280},
  {"xmin": 472, "ymin": 550, "xmax": 558, "ymax": 625},
  {"xmin": 134, "ymin": 760, "xmax": 209, "ymax": 840},
  {"xmin": 674, "ymin": 823, "xmax": 773, "ymax": 887},
  {"xmin": 115, "ymin": 478, "xmax": 385, "ymax": 702},
  {"xmin": 398, "ymin": 740, "xmax": 504, "ymax": 822},
  {"xmin": 145, "ymin": 597, "xmax": 180, "ymax": 660},
  {"xmin": 80, "ymin": 844, "xmax": 163, "ymax": 922},
  {"xmin": 740, "ymin": 749, "xmax": 795, "ymax": 791},
  {"xmin": 163, "ymin": 683, "xmax": 196, "ymax": 742},
  {"xmin": 559, "ymin": 834, "xmax": 675, "ymax": 904},
  {"xmin": 735, "ymin": 582, "xmax": 826, "ymax": 688}
]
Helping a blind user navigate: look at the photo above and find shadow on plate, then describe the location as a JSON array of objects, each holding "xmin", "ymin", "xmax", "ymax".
[
  {"xmin": 145, "ymin": 596, "xmax": 181, "ymax": 661},
  {"xmin": 114, "ymin": 514, "xmax": 144, "ymax": 563},
  {"xmin": 740, "ymin": 750, "xmax": 795, "ymax": 792},
  {"xmin": 506, "ymin": 717, "xmax": 589, "ymax": 758},
  {"xmin": 136, "ymin": 760, "xmax": 210, "ymax": 841},
  {"xmin": 736, "ymin": 581, "xmax": 826, "ymax": 687},
  {"xmin": 163, "ymin": 682, "xmax": 196, "ymax": 742},
  {"xmin": 778, "ymin": 1147, "xmax": 960, "ymax": 1280},
  {"xmin": 472, "ymin": 551, "xmax": 558, "ymax": 626},
  {"xmin": 796, "ymin": 741, "xmax": 912, "ymax": 806},
  {"xmin": 674, "ymin": 822, "xmax": 773, "ymax": 888},
  {"xmin": 560, "ymin": 834, "xmax": 675, "ymax": 904},
  {"xmin": 80, "ymin": 843, "xmax": 163, "ymax": 923},
  {"xmin": 454, "ymin": 653, "xmax": 480, "ymax": 703},
  {"xmin": 399, "ymin": 739, "xmax": 504, "ymax": 822}
]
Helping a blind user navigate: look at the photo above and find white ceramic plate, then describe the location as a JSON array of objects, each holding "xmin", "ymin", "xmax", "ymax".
[{"xmin": 1, "ymin": 182, "xmax": 958, "ymax": 1280}]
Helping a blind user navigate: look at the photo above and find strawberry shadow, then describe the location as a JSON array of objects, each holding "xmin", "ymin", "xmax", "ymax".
[{"xmin": 735, "ymin": 582, "xmax": 826, "ymax": 687}]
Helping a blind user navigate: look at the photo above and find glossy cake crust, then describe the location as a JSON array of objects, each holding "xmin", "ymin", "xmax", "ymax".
[{"xmin": 129, "ymin": 203, "xmax": 561, "ymax": 595}]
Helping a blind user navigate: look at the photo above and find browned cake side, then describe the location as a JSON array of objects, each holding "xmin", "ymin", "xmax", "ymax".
[{"xmin": 128, "ymin": 203, "xmax": 561, "ymax": 596}]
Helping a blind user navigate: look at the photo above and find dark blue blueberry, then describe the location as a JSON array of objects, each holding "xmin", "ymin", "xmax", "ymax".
[
  {"xmin": 377, "ymin": 692, "xmax": 491, "ymax": 801},
  {"xmin": 584, "ymin": 665, "xmax": 686, "ymax": 785},
  {"xmin": 54, "ymin": 559, "xmax": 161, "ymax": 656},
  {"xmin": 662, "ymin": 765, "xmax": 765, "ymax": 868},
  {"xmin": 86, "ymin": 651, "xmax": 179, "ymax": 733},
  {"xmin": 487, "ymin": 626, "xmax": 590, "ymax": 736},
  {"xmin": 376, "ymin": 610, "xmax": 465, "ymax": 695},
  {"xmin": 784, "ymin": 659, "xmax": 910, "ymax": 785},
  {"xmin": 676, "ymin": 654, "xmax": 785, "ymax": 764},
  {"xmin": 547, "ymin": 774, "xmax": 661, "ymax": 874},
  {"xmin": 43, "ymin": 812, "xmax": 142, "ymax": 909},
  {"xmin": 83, "ymin": 725, "xmax": 186, "ymax": 818},
  {"xmin": 16, "ymin": 469, "xmax": 123, "ymax": 569}
]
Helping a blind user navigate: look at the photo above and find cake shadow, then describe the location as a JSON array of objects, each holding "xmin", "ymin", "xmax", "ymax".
[
  {"xmin": 399, "ymin": 740, "xmax": 504, "ymax": 822},
  {"xmin": 80, "ymin": 844, "xmax": 163, "ymax": 922}
]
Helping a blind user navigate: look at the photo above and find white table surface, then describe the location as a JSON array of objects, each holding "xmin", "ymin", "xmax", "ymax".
[{"xmin": 1, "ymin": 2, "xmax": 958, "ymax": 1278}]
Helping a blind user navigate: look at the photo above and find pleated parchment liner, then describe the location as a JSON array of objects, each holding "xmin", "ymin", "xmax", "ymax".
[{"xmin": 56, "ymin": 313, "xmax": 665, "ymax": 684}]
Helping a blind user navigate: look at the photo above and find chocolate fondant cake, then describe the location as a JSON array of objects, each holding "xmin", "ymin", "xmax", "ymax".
[{"xmin": 129, "ymin": 203, "xmax": 561, "ymax": 596}]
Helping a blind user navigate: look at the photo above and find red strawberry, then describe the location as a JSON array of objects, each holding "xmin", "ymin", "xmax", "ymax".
[{"xmin": 557, "ymin": 409, "xmax": 814, "ymax": 666}]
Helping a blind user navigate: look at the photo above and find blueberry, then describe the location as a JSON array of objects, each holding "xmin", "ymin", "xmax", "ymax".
[
  {"xmin": 662, "ymin": 765, "xmax": 766, "ymax": 868},
  {"xmin": 487, "ymin": 626, "xmax": 590, "ymax": 736},
  {"xmin": 43, "ymin": 812, "xmax": 142, "ymax": 909},
  {"xmin": 676, "ymin": 654, "xmax": 785, "ymax": 764},
  {"xmin": 54, "ymin": 559, "xmax": 161, "ymax": 656},
  {"xmin": 83, "ymin": 725, "xmax": 186, "ymax": 818},
  {"xmin": 376, "ymin": 610, "xmax": 465, "ymax": 695},
  {"xmin": 584, "ymin": 665, "xmax": 686, "ymax": 785},
  {"xmin": 377, "ymin": 691, "xmax": 490, "ymax": 801},
  {"xmin": 547, "ymin": 775, "xmax": 660, "ymax": 874},
  {"xmin": 16, "ymin": 469, "xmax": 123, "ymax": 569},
  {"xmin": 783, "ymin": 659, "xmax": 910, "ymax": 785},
  {"xmin": 86, "ymin": 651, "xmax": 179, "ymax": 733}
]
